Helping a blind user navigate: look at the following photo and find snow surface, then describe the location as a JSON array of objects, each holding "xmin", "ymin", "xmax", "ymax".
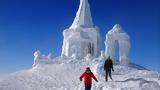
[{"xmin": 0, "ymin": 56, "xmax": 160, "ymax": 90}]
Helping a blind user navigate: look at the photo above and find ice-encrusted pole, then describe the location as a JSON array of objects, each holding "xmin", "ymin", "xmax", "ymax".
[
  {"xmin": 61, "ymin": 0, "xmax": 101, "ymax": 58},
  {"xmin": 158, "ymin": 72, "xmax": 160, "ymax": 80},
  {"xmin": 33, "ymin": 50, "xmax": 41, "ymax": 67}
]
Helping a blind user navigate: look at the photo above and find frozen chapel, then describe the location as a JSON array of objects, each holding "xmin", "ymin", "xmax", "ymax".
[{"xmin": 61, "ymin": 0, "xmax": 131, "ymax": 65}]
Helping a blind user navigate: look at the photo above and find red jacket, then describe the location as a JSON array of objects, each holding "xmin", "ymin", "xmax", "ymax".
[{"xmin": 80, "ymin": 72, "xmax": 98, "ymax": 85}]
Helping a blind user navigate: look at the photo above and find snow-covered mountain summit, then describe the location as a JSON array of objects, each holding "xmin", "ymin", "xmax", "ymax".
[
  {"xmin": 0, "ymin": 56, "xmax": 160, "ymax": 90},
  {"xmin": 0, "ymin": 0, "xmax": 159, "ymax": 90}
]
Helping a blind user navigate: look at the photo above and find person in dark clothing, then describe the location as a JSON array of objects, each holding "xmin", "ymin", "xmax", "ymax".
[
  {"xmin": 80, "ymin": 67, "xmax": 98, "ymax": 90},
  {"xmin": 104, "ymin": 56, "xmax": 114, "ymax": 81}
]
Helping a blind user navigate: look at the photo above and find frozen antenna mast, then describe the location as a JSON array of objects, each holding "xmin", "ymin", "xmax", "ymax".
[
  {"xmin": 61, "ymin": 0, "xmax": 101, "ymax": 58},
  {"xmin": 70, "ymin": 0, "xmax": 94, "ymax": 29},
  {"xmin": 158, "ymin": 72, "xmax": 160, "ymax": 80}
]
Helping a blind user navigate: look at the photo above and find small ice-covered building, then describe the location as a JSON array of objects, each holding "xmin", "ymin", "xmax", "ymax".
[
  {"xmin": 61, "ymin": 0, "xmax": 101, "ymax": 58},
  {"xmin": 105, "ymin": 24, "xmax": 131, "ymax": 66}
]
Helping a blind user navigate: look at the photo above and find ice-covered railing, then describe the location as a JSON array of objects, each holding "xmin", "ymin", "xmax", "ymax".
[{"xmin": 33, "ymin": 50, "xmax": 54, "ymax": 67}]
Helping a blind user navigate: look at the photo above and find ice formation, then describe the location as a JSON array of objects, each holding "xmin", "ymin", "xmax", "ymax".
[
  {"xmin": 33, "ymin": 50, "xmax": 54, "ymax": 67},
  {"xmin": 70, "ymin": 0, "xmax": 94, "ymax": 29},
  {"xmin": 105, "ymin": 24, "xmax": 131, "ymax": 66},
  {"xmin": 61, "ymin": 0, "xmax": 131, "ymax": 63},
  {"xmin": 61, "ymin": 0, "xmax": 101, "ymax": 59},
  {"xmin": 99, "ymin": 51, "xmax": 106, "ymax": 60}
]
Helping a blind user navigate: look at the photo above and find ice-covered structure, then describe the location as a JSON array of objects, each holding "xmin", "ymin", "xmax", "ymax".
[
  {"xmin": 105, "ymin": 24, "xmax": 131, "ymax": 66},
  {"xmin": 61, "ymin": 0, "xmax": 101, "ymax": 58},
  {"xmin": 33, "ymin": 50, "xmax": 54, "ymax": 67}
]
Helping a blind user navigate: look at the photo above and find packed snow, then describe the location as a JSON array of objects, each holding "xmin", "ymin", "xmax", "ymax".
[{"xmin": 0, "ymin": 56, "xmax": 160, "ymax": 90}]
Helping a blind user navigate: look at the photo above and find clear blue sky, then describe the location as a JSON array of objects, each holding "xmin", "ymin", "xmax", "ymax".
[{"xmin": 0, "ymin": 0, "xmax": 160, "ymax": 73}]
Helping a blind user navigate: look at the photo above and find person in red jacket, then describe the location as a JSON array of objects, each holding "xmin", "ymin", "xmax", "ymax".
[{"xmin": 80, "ymin": 67, "xmax": 98, "ymax": 90}]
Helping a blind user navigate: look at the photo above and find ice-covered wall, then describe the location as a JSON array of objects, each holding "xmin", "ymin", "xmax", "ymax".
[
  {"xmin": 105, "ymin": 24, "xmax": 131, "ymax": 66},
  {"xmin": 61, "ymin": 0, "xmax": 101, "ymax": 58}
]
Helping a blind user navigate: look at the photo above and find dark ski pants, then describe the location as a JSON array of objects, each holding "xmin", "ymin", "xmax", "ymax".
[
  {"xmin": 85, "ymin": 84, "xmax": 91, "ymax": 90},
  {"xmin": 105, "ymin": 70, "xmax": 112, "ymax": 81}
]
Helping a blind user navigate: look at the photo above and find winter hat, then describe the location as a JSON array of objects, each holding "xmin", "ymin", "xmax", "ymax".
[{"xmin": 86, "ymin": 67, "xmax": 90, "ymax": 71}]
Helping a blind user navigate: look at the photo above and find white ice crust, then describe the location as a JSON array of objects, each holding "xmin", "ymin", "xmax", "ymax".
[
  {"xmin": 0, "ymin": 57, "xmax": 160, "ymax": 90},
  {"xmin": 33, "ymin": 50, "xmax": 54, "ymax": 67},
  {"xmin": 70, "ymin": 0, "xmax": 94, "ymax": 29},
  {"xmin": 105, "ymin": 24, "xmax": 131, "ymax": 66},
  {"xmin": 61, "ymin": 0, "xmax": 101, "ymax": 59}
]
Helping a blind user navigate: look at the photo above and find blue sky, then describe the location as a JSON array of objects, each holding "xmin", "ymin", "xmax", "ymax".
[{"xmin": 0, "ymin": 0, "xmax": 160, "ymax": 73}]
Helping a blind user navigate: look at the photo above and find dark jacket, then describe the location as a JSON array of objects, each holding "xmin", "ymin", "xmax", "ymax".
[{"xmin": 104, "ymin": 58, "xmax": 114, "ymax": 71}]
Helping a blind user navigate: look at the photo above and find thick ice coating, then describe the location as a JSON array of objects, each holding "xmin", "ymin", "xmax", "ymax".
[
  {"xmin": 61, "ymin": 0, "xmax": 101, "ymax": 58},
  {"xmin": 70, "ymin": 0, "xmax": 94, "ymax": 29},
  {"xmin": 105, "ymin": 24, "xmax": 131, "ymax": 66}
]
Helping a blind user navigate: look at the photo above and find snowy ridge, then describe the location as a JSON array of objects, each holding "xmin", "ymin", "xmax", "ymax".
[{"xmin": 0, "ymin": 57, "xmax": 160, "ymax": 90}]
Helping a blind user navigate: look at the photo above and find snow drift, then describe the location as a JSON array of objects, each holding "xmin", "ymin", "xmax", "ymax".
[{"xmin": 0, "ymin": 56, "xmax": 160, "ymax": 90}]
